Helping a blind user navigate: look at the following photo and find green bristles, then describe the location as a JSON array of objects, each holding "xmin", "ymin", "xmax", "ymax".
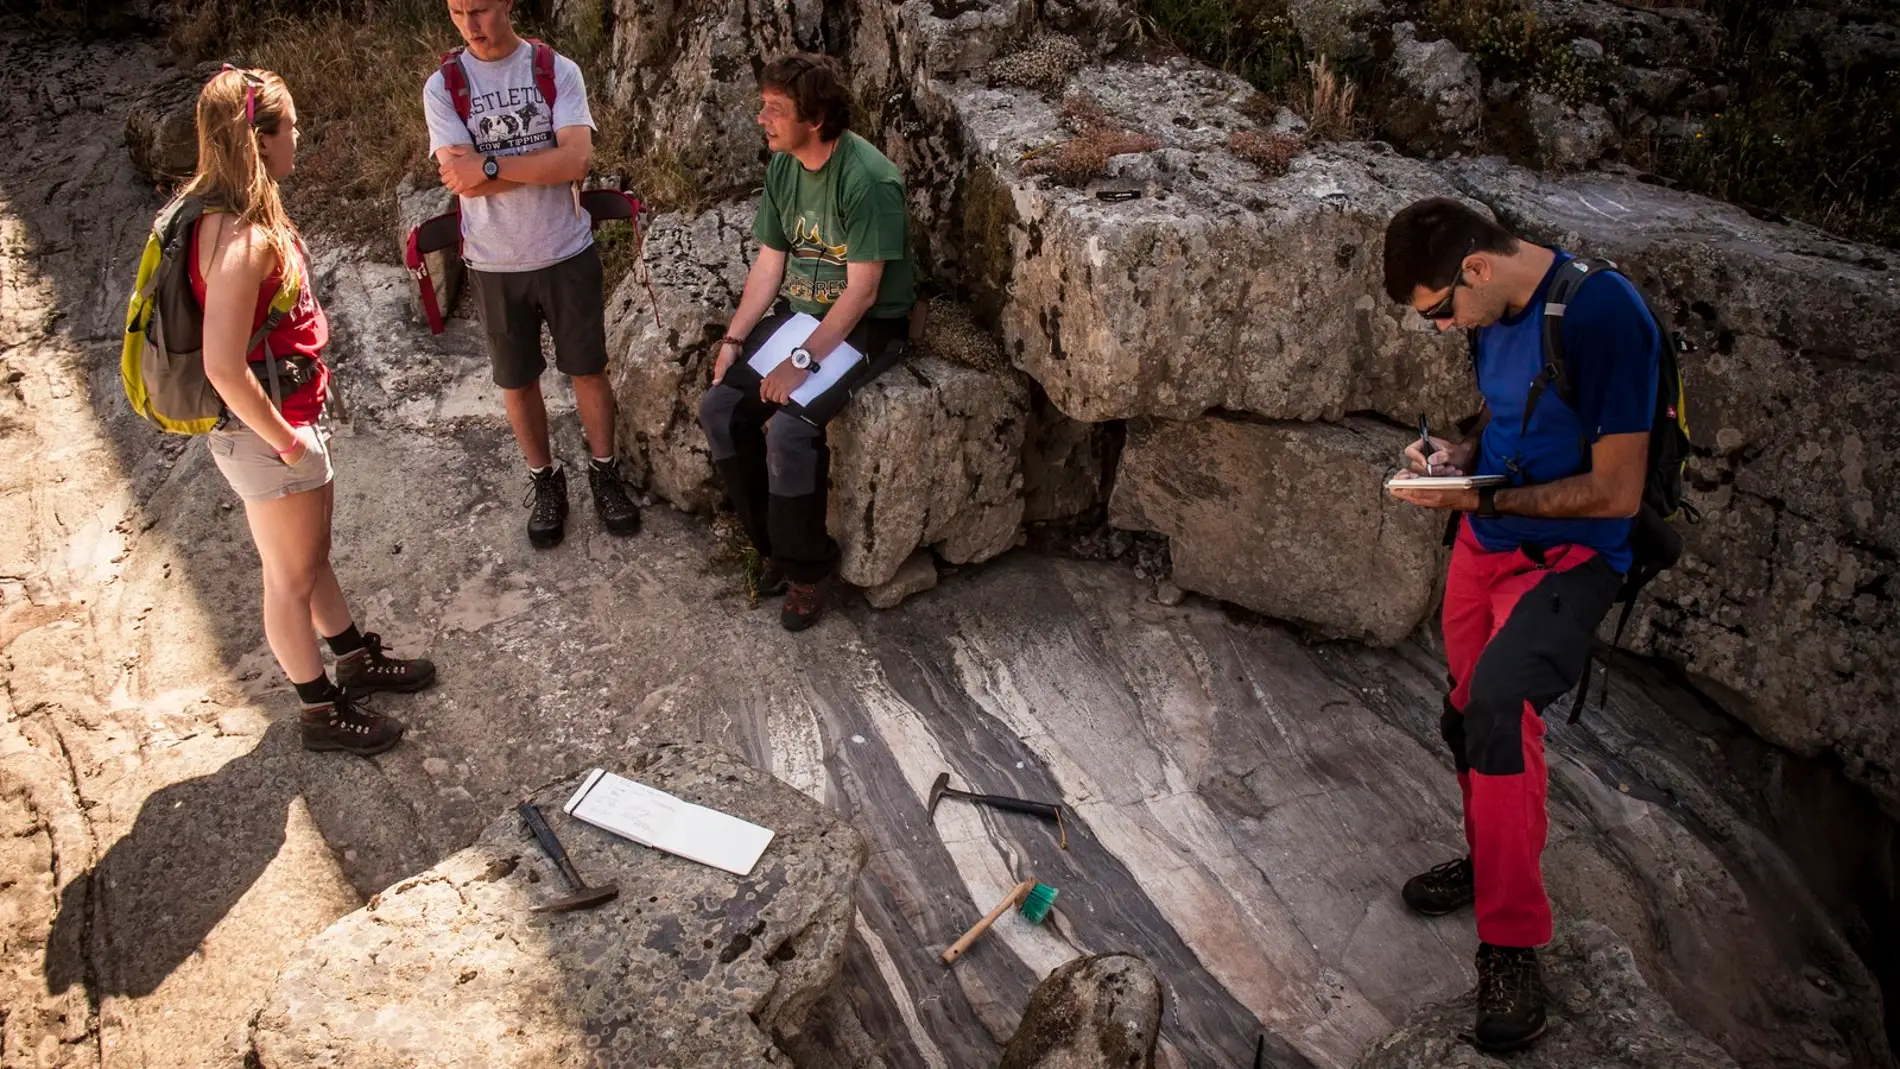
[{"xmin": 1019, "ymin": 881, "xmax": 1058, "ymax": 924}]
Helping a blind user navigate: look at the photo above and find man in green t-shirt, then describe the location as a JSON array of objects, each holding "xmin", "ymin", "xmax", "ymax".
[{"xmin": 697, "ymin": 52, "xmax": 916, "ymax": 631}]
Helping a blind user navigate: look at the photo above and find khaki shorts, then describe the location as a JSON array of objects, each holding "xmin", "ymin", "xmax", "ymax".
[{"xmin": 207, "ymin": 421, "xmax": 334, "ymax": 503}]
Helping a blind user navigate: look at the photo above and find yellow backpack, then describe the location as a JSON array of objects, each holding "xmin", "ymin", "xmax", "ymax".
[{"xmin": 121, "ymin": 196, "xmax": 301, "ymax": 434}]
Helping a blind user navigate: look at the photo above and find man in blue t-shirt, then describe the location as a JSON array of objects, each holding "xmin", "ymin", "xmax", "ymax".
[{"xmin": 1379, "ymin": 197, "xmax": 1660, "ymax": 1053}]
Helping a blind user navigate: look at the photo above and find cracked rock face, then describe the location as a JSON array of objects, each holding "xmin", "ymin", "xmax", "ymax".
[
  {"xmin": 250, "ymin": 743, "xmax": 866, "ymax": 1069},
  {"xmin": 934, "ymin": 61, "xmax": 1477, "ymax": 428},
  {"xmin": 1110, "ymin": 416, "xmax": 1444, "ymax": 645},
  {"xmin": 1442, "ymin": 158, "xmax": 1900, "ymax": 816}
]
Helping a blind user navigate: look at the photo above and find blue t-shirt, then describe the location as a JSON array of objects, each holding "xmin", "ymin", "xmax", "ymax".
[{"xmin": 1469, "ymin": 253, "xmax": 1660, "ymax": 573}]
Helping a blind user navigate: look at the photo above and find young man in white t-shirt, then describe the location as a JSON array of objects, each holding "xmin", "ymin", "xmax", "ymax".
[{"xmin": 424, "ymin": 0, "xmax": 639, "ymax": 548}]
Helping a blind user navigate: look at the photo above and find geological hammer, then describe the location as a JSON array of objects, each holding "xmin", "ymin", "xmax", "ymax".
[
  {"xmin": 517, "ymin": 801, "xmax": 619, "ymax": 913},
  {"xmin": 927, "ymin": 772, "xmax": 1068, "ymax": 849}
]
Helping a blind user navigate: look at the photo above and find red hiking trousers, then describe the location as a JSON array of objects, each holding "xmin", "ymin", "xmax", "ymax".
[{"xmin": 1441, "ymin": 518, "xmax": 1621, "ymax": 948}]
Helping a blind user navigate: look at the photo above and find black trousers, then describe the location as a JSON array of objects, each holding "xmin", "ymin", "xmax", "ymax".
[{"xmin": 696, "ymin": 309, "xmax": 908, "ymax": 583}]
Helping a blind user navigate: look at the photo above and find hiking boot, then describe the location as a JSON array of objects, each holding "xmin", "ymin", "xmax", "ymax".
[
  {"xmin": 524, "ymin": 467, "xmax": 569, "ymax": 548},
  {"xmin": 756, "ymin": 563, "xmax": 788, "ymax": 598},
  {"xmin": 1402, "ymin": 856, "xmax": 1475, "ymax": 917},
  {"xmin": 781, "ymin": 575, "xmax": 830, "ymax": 632},
  {"xmin": 300, "ymin": 692, "xmax": 405, "ymax": 756},
  {"xmin": 588, "ymin": 460, "xmax": 640, "ymax": 537},
  {"xmin": 1475, "ymin": 943, "xmax": 1547, "ymax": 1052},
  {"xmin": 334, "ymin": 632, "xmax": 437, "ymax": 694}
]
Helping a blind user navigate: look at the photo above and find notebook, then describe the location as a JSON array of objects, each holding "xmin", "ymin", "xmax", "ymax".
[
  {"xmin": 744, "ymin": 312, "xmax": 865, "ymax": 408},
  {"xmin": 562, "ymin": 768, "xmax": 775, "ymax": 877}
]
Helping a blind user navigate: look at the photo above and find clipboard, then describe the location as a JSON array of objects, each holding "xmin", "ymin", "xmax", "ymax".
[
  {"xmin": 719, "ymin": 312, "xmax": 883, "ymax": 427},
  {"xmin": 1384, "ymin": 473, "xmax": 1510, "ymax": 491}
]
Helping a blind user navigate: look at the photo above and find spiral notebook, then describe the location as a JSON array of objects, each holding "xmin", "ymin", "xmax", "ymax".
[{"xmin": 562, "ymin": 768, "xmax": 775, "ymax": 877}]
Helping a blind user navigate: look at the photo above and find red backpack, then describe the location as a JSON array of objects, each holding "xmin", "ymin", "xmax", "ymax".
[{"xmin": 405, "ymin": 40, "xmax": 656, "ymax": 333}]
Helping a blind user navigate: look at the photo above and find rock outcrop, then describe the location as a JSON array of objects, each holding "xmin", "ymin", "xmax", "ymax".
[
  {"xmin": 999, "ymin": 953, "xmax": 1164, "ymax": 1069},
  {"xmin": 1356, "ymin": 922, "xmax": 1740, "ymax": 1069},
  {"xmin": 1442, "ymin": 159, "xmax": 1900, "ymax": 816},
  {"xmin": 1110, "ymin": 416, "xmax": 1443, "ymax": 645},
  {"xmin": 124, "ymin": 60, "xmax": 219, "ymax": 185},
  {"xmin": 915, "ymin": 60, "xmax": 1480, "ymax": 428},
  {"xmin": 251, "ymin": 744, "xmax": 866, "ymax": 1068}
]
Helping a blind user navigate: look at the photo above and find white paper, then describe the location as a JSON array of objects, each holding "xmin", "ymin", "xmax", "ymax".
[
  {"xmin": 744, "ymin": 312, "xmax": 864, "ymax": 407},
  {"xmin": 563, "ymin": 769, "xmax": 776, "ymax": 877}
]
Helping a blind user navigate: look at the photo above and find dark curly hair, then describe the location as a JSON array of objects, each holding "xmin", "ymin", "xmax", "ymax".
[
  {"xmin": 760, "ymin": 53, "xmax": 851, "ymax": 142},
  {"xmin": 1382, "ymin": 197, "xmax": 1520, "ymax": 304}
]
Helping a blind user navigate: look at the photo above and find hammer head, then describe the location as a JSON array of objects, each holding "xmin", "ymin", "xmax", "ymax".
[
  {"xmin": 530, "ymin": 880, "xmax": 620, "ymax": 913},
  {"xmin": 927, "ymin": 772, "xmax": 951, "ymax": 817}
]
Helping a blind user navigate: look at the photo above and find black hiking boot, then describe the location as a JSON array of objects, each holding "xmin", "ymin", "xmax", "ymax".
[
  {"xmin": 1402, "ymin": 856, "xmax": 1475, "ymax": 916},
  {"xmin": 300, "ymin": 692, "xmax": 405, "ymax": 756},
  {"xmin": 524, "ymin": 466, "xmax": 569, "ymax": 548},
  {"xmin": 1475, "ymin": 943, "xmax": 1548, "ymax": 1052},
  {"xmin": 781, "ymin": 575, "xmax": 830, "ymax": 632},
  {"xmin": 588, "ymin": 459, "xmax": 641, "ymax": 537},
  {"xmin": 756, "ymin": 563, "xmax": 788, "ymax": 598},
  {"xmin": 334, "ymin": 632, "xmax": 437, "ymax": 694}
]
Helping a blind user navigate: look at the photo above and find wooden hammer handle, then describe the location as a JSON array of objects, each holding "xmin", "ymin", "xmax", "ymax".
[{"xmin": 941, "ymin": 879, "xmax": 1036, "ymax": 965}]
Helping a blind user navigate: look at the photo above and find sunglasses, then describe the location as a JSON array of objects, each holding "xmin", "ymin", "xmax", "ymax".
[
  {"xmin": 1417, "ymin": 240, "xmax": 1477, "ymax": 322},
  {"xmin": 220, "ymin": 63, "xmax": 267, "ymax": 126}
]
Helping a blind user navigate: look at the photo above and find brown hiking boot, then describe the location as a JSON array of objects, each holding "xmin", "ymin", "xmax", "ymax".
[
  {"xmin": 780, "ymin": 575, "xmax": 830, "ymax": 632},
  {"xmin": 334, "ymin": 632, "xmax": 436, "ymax": 694},
  {"xmin": 300, "ymin": 692, "xmax": 405, "ymax": 755}
]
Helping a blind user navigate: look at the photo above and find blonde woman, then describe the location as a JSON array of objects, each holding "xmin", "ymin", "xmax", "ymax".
[{"xmin": 185, "ymin": 66, "xmax": 433, "ymax": 754}]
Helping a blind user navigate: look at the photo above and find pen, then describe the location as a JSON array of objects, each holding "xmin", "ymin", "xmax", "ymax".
[{"xmin": 1417, "ymin": 414, "xmax": 1435, "ymax": 476}]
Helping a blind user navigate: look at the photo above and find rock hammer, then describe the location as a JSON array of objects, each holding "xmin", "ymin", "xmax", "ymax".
[
  {"xmin": 517, "ymin": 801, "xmax": 619, "ymax": 912},
  {"xmin": 927, "ymin": 771, "xmax": 1067, "ymax": 849}
]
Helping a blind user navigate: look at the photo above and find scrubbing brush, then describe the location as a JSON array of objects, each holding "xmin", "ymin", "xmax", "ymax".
[{"xmin": 940, "ymin": 878, "xmax": 1059, "ymax": 964}]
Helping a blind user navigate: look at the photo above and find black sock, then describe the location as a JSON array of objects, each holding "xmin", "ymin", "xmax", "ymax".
[
  {"xmin": 293, "ymin": 674, "xmax": 342, "ymax": 707},
  {"xmin": 325, "ymin": 624, "xmax": 366, "ymax": 658}
]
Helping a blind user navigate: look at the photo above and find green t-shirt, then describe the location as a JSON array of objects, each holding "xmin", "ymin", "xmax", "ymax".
[{"xmin": 752, "ymin": 132, "xmax": 915, "ymax": 321}]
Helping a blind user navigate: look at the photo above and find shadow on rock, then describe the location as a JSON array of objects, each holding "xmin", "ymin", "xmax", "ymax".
[{"xmin": 42, "ymin": 716, "xmax": 425, "ymax": 1002}]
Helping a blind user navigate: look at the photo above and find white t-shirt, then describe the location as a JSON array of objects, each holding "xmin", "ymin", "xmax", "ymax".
[{"xmin": 423, "ymin": 41, "xmax": 595, "ymax": 272}]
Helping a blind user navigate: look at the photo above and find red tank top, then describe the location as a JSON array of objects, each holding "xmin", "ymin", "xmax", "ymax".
[{"xmin": 189, "ymin": 219, "xmax": 330, "ymax": 427}]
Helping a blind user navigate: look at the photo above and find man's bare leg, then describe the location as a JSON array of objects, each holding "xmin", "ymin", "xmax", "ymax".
[{"xmin": 502, "ymin": 381, "xmax": 554, "ymax": 469}]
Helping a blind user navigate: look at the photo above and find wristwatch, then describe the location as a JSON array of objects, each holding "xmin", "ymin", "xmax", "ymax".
[
  {"xmin": 482, "ymin": 155, "xmax": 499, "ymax": 180},
  {"xmin": 1476, "ymin": 484, "xmax": 1500, "ymax": 518},
  {"xmin": 790, "ymin": 346, "xmax": 819, "ymax": 372}
]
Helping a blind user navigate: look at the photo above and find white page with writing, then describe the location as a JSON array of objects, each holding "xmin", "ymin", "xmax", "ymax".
[
  {"xmin": 744, "ymin": 312, "xmax": 864, "ymax": 407},
  {"xmin": 563, "ymin": 769, "xmax": 775, "ymax": 877}
]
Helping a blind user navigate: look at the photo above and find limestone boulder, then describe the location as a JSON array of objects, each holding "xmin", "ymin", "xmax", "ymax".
[
  {"xmin": 829, "ymin": 356, "xmax": 1029, "ymax": 587},
  {"xmin": 1442, "ymin": 157, "xmax": 1900, "ymax": 815},
  {"xmin": 1357, "ymin": 922, "xmax": 1739, "ymax": 1069},
  {"xmin": 603, "ymin": 204, "xmax": 1029, "ymax": 588},
  {"xmin": 1109, "ymin": 415, "xmax": 1444, "ymax": 645},
  {"xmin": 925, "ymin": 60, "xmax": 1476, "ymax": 428},
  {"xmin": 999, "ymin": 953, "xmax": 1164, "ymax": 1069},
  {"xmin": 124, "ymin": 60, "xmax": 223, "ymax": 185},
  {"xmin": 599, "ymin": 0, "xmax": 819, "ymax": 193},
  {"xmin": 1385, "ymin": 23, "xmax": 1483, "ymax": 150},
  {"xmin": 251, "ymin": 743, "xmax": 866, "ymax": 1069}
]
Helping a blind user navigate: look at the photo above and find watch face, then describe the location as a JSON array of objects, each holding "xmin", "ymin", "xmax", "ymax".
[
  {"xmin": 792, "ymin": 349, "xmax": 810, "ymax": 369},
  {"xmin": 483, "ymin": 157, "xmax": 498, "ymax": 179}
]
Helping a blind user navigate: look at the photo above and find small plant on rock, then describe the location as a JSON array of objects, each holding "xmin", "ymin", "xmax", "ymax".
[
  {"xmin": 989, "ymin": 33, "xmax": 1088, "ymax": 94},
  {"xmin": 1297, "ymin": 56, "xmax": 1362, "ymax": 141},
  {"xmin": 1021, "ymin": 94, "xmax": 1161, "ymax": 186},
  {"xmin": 1229, "ymin": 129, "xmax": 1305, "ymax": 178}
]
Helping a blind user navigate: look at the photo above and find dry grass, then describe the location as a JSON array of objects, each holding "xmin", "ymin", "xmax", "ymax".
[
  {"xmin": 1022, "ymin": 95, "xmax": 1161, "ymax": 186},
  {"xmin": 1229, "ymin": 129, "xmax": 1304, "ymax": 178},
  {"xmin": 988, "ymin": 33, "xmax": 1088, "ymax": 94},
  {"xmin": 916, "ymin": 298, "xmax": 1007, "ymax": 373},
  {"xmin": 1297, "ymin": 55, "xmax": 1362, "ymax": 142},
  {"xmin": 707, "ymin": 511, "xmax": 767, "ymax": 606}
]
